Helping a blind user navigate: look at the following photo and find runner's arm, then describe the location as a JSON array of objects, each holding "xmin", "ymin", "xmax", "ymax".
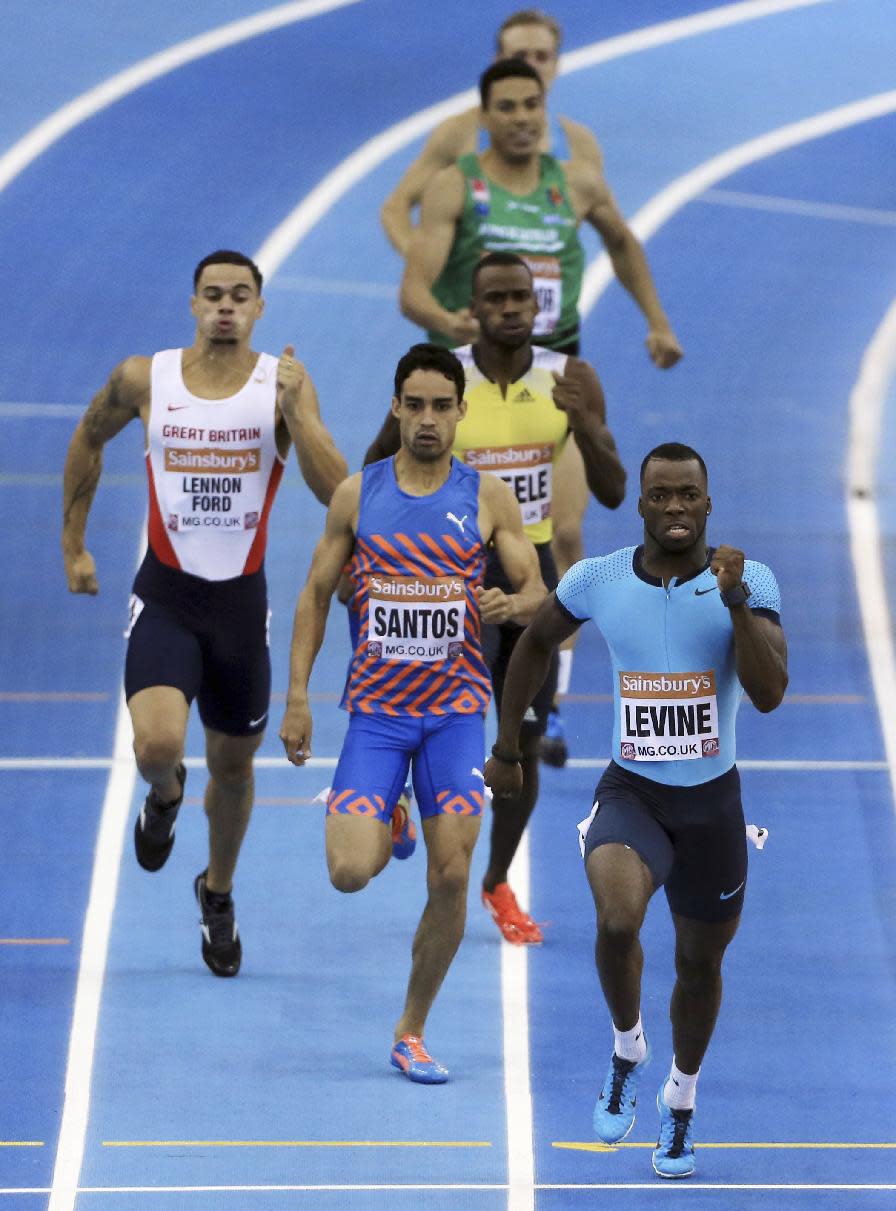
[
  {"xmin": 552, "ymin": 358, "xmax": 626, "ymax": 508},
  {"xmin": 380, "ymin": 112, "xmax": 473, "ymax": 255},
  {"xmin": 280, "ymin": 475, "xmax": 360, "ymax": 765},
  {"xmin": 277, "ymin": 350, "xmax": 348, "ymax": 504},
  {"xmin": 484, "ymin": 593, "xmax": 581, "ymax": 796},
  {"xmin": 711, "ymin": 544, "xmax": 788, "ymax": 712},
  {"xmin": 731, "ymin": 610, "xmax": 788, "ymax": 713},
  {"xmin": 478, "ymin": 473, "xmax": 547, "ymax": 626},
  {"xmin": 62, "ymin": 356, "xmax": 147, "ymax": 594},
  {"xmin": 399, "ymin": 166, "xmax": 480, "ymax": 345},
  {"xmin": 572, "ymin": 163, "xmax": 683, "ymax": 370}
]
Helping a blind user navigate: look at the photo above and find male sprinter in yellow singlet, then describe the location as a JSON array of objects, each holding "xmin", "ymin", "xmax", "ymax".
[
  {"xmin": 280, "ymin": 344, "xmax": 545, "ymax": 1080},
  {"xmin": 62, "ymin": 250, "xmax": 347, "ymax": 977},
  {"xmin": 365, "ymin": 253, "xmax": 625, "ymax": 944}
]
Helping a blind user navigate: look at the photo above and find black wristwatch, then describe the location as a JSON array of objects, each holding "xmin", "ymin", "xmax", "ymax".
[{"xmin": 720, "ymin": 581, "xmax": 752, "ymax": 608}]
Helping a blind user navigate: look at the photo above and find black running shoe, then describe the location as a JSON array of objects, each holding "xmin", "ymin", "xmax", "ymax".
[
  {"xmin": 134, "ymin": 763, "xmax": 186, "ymax": 871},
  {"xmin": 194, "ymin": 870, "xmax": 242, "ymax": 978}
]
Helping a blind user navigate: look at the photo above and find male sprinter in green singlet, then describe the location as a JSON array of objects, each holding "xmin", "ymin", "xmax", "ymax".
[{"xmin": 395, "ymin": 34, "xmax": 682, "ymax": 763}]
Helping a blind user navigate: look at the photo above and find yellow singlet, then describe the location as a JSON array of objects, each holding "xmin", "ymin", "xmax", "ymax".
[{"xmin": 453, "ymin": 345, "xmax": 569, "ymax": 544}]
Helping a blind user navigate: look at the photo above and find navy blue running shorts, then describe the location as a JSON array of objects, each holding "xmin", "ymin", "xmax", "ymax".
[
  {"xmin": 581, "ymin": 760, "xmax": 748, "ymax": 922},
  {"xmin": 482, "ymin": 541, "xmax": 559, "ymax": 738},
  {"xmin": 124, "ymin": 549, "xmax": 271, "ymax": 737}
]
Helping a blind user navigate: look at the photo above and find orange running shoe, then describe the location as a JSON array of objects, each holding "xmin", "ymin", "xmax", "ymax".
[
  {"xmin": 390, "ymin": 1033, "xmax": 448, "ymax": 1083},
  {"xmin": 482, "ymin": 882, "xmax": 543, "ymax": 945},
  {"xmin": 391, "ymin": 787, "xmax": 417, "ymax": 860}
]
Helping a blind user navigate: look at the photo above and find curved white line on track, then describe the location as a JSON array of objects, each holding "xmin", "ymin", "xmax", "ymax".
[
  {"xmin": 0, "ymin": 0, "xmax": 360, "ymax": 195},
  {"xmin": 580, "ymin": 89, "xmax": 896, "ymax": 313},
  {"xmin": 254, "ymin": 0, "xmax": 831, "ymax": 276},
  {"xmin": 847, "ymin": 299, "xmax": 896, "ymax": 807}
]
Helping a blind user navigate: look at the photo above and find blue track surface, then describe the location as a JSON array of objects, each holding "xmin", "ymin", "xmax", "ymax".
[{"xmin": 1, "ymin": 1, "xmax": 895, "ymax": 1206}]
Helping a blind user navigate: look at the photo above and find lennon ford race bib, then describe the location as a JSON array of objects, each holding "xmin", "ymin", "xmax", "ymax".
[
  {"xmin": 618, "ymin": 670, "xmax": 720, "ymax": 762},
  {"xmin": 366, "ymin": 574, "xmax": 466, "ymax": 663},
  {"xmin": 464, "ymin": 444, "xmax": 553, "ymax": 527}
]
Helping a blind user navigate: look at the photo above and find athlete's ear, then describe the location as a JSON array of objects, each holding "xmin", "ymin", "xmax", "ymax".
[
  {"xmin": 457, "ymin": 395, "xmax": 467, "ymax": 419},
  {"xmin": 706, "ymin": 497, "xmax": 712, "ymax": 515},
  {"xmin": 637, "ymin": 496, "xmax": 644, "ymax": 518},
  {"xmin": 390, "ymin": 395, "xmax": 401, "ymax": 418}
]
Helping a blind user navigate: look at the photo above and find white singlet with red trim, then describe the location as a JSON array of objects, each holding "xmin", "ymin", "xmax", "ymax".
[{"xmin": 145, "ymin": 348, "xmax": 286, "ymax": 580}]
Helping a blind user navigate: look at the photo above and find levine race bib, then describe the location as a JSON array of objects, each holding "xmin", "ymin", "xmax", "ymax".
[
  {"xmin": 366, "ymin": 575, "xmax": 466, "ymax": 663},
  {"xmin": 618, "ymin": 670, "xmax": 720, "ymax": 762}
]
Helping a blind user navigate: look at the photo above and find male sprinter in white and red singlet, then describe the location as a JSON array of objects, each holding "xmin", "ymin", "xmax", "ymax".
[
  {"xmin": 62, "ymin": 250, "xmax": 347, "ymax": 977},
  {"xmin": 280, "ymin": 343, "xmax": 545, "ymax": 1082}
]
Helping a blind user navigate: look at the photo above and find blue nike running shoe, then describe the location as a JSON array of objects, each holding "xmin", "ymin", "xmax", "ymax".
[
  {"xmin": 652, "ymin": 1084, "xmax": 696, "ymax": 1178},
  {"xmin": 592, "ymin": 1041, "xmax": 651, "ymax": 1143}
]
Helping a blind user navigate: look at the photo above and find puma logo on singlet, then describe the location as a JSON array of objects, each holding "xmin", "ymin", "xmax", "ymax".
[{"xmin": 446, "ymin": 512, "xmax": 468, "ymax": 534}]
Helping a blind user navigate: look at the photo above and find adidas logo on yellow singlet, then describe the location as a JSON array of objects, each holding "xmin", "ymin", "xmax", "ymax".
[{"xmin": 513, "ymin": 388, "xmax": 535, "ymax": 403}]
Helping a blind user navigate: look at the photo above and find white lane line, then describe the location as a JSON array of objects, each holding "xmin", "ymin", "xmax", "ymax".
[
  {"xmin": 700, "ymin": 187, "xmax": 896, "ymax": 227},
  {"xmin": 846, "ymin": 299, "xmax": 896, "ymax": 811},
  {"xmin": 503, "ymin": 831, "xmax": 534, "ymax": 1211},
  {"xmin": 0, "ymin": 757, "xmax": 886, "ymax": 772},
  {"xmin": 9, "ymin": 1181, "xmax": 896, "ymax": 1194},
  {"xmin": 580, "ymin": 89, "xmax": 896, "ymax": 314},
  {"xmin": 0, "ymin": 0, "xmax": 360, "ymax": 196},
  {"xmin": 46, "ymin": 693, "xmax": 136, "ymax": 1211},
  {"xmin": 254, "ymin": 0, "xmax": 829, "ymax": 278},
  {"xmin": 847, "ymin": 298, "xmax": 896, "ymax": 497}
]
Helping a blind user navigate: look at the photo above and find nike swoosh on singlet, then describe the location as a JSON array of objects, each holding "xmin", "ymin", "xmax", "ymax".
[
  {"xmin": 167, "ymin": 404, "xmax": 190, "ymax": 411},
  {"xmin": 694, "ymin": 587, "xmax": 717, "ymax": 596}
]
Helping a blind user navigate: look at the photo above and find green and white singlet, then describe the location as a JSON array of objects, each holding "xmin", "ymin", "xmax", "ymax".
[{"xmin": 430, "ymin": 153, "xmax": 584, "ymax": 352}]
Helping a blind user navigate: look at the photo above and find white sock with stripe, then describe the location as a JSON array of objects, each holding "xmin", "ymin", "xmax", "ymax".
[
  {"xmin": 664, "ymin": 1059, "xmax": 699, "ymax": 1110},
  {"xmin": 613, "ymin": 1015, "xmax": 647, "ymax": 1063}
]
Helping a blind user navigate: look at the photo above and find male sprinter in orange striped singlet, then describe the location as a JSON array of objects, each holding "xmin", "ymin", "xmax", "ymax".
[{"xmin": 280, "ymin": 344, "xmax": 546, "ymax": 1082}]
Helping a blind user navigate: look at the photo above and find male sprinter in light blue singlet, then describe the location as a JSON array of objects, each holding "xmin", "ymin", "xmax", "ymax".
[
  {"xmin": 280, "ymin": 344, "xmax": 545, "ymax": 1084},
  {"xmin": 484, "ymin": 443, "xmax": 788, "ymax": 1178}
]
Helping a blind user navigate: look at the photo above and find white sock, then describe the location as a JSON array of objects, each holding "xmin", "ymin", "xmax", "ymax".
[
  {"xmin": 613, "ymin": 1016, "xmax": 647, "ymax": 1063},
  {"xmin": 556, "ymin": 649, "xmax": 573, "ymax": 697},
  {"xmin": 664, "ymin": 1060, "xmax": 699, "ymax": 1110}
]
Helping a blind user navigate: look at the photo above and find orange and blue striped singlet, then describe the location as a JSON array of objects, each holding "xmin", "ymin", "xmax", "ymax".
[{"xmin": 341, "ymin": 457, "xmax": 491, "ymax": 717}]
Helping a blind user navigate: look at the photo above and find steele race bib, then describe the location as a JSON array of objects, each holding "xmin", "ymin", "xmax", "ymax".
[
  {"xmin": 366, "ymin": 574, "xmax": 466, "ymax": 663},
  {"xmin": 464, "ymin": 443, "xmax": 553, "ymax": 527},
  {"xmin": 618, "ymin": 670, "xmax": 720, "ymax": 762}
]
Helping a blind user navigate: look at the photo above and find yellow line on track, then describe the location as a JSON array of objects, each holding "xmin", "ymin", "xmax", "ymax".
[
  {"xmin": 103, "ymin": 1140, "xmax": 491, "ymax": 1148},
  {"xmin": 554, "ymin": 1141, "xmax": 896, "ymax": 1151},
  {"xmin": 0, "ymin": 1142, "xmax": 43, "ymax": 1147}
]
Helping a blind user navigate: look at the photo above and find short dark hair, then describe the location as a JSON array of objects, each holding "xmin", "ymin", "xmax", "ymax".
[
  {"xmin": 471, "ymin": 251, "xmax": 533, "ymax": 294},
  {"xmin": 394, "ymin": 344, "xmax": 466, "ymax": 402},
  {"xmin": 479, "ymin": 58, "xmax": 544, "ymax": 108},
  {"xmin": 193, "ymin": 250, "xmax": 263, "ymax": 293},
  {"xmin": 640, "ymin": 442, "xmax": 708, "ymax": 487},
  {"xmin": 496, "ymin": 9, "xmax": 563, "ymax": 54}
]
